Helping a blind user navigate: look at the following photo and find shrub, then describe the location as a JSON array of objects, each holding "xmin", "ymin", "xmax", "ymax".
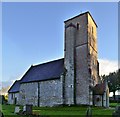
[{"xmin": 0, "ymin": 95, "xmax": 7, "ymax": 105}]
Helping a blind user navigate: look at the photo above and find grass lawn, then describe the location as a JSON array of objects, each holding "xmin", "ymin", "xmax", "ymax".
[
  {"xmin": 1, "ymin": 103, "xmax": 120, "ymax": 117},
  {"xmin": 109, "ymin": 102, "xmax": 120, "ymax": 107}
]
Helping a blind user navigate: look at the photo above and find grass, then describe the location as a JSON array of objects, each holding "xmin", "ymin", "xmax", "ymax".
[
  {"xmin": 1, "ymin": 104, "xmax": 22, "ymax": 117},
  {"xmin": 109, "ymin": 102, "xmax": 120, "ymax": 107},
  {"xmin": 1, "ymin": 103, "xmax": 120, "ymax": 117}
]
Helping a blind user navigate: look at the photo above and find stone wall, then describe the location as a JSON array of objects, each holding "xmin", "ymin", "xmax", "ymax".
[
  {"xmin": 64, "ymin": 13, "xmax": 90, "ymax": 105},
  {"xmin": 19, "ymin": 78, "xmax": 63, "ymax": 107},
  {"xmin": 39, "ymin": 78, "xmax": 63, "ymax": 107},
  {"xmin": 75, "ymin": 44, "xmax": 90, "ymax": 105},
  {"xmin": 19, "ymin": 82, "xmax": 38, "ymax": 106},
  {"xmin": 64, "ymin": 23, "xmax": 76, "ymax": 105},
  {"xmin": 8, "ymin": 92, "xmax": 19, "ymax": 105},
  {"xmin": 8, "ymin": 93, "xmax": 13, "ymax": 104},
  {"xmin": 64, "ymin": 12, "xmax": 99, "ymax": 105},
  {"xmin": 87, "ymin": 13, "xmax": 99, "ymax": 85}
]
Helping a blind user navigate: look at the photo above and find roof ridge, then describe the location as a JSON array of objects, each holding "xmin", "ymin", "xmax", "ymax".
[{"xmin": 33, "ymin": 58, "xmax": 64, "ymax": 67}]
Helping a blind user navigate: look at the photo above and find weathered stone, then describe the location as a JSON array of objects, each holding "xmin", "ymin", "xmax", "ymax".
[
  {"xmin": 39, "ymin": 79, "xmax": 63, "ymax": 107},
  {"xmin": 14, "ymin": 106, "xmax": 20, "ymax": 114},
  {"xmin": 8, "ymin": 93, "xmax": 19, "ymax": 105},
  {"xmin": 112, "ymin": 106, "xmax": 120, "ymax": 117},
  {"xmin": 115, "ymin": 106, "xmax": 120, "ymax": 113},
  {"xmin": 19, "ymin": 82, "xmax": 38, "ymax": 106},
  {"xmin": 86, "ymin": 107, "xmax": 92, "ymax": 117},
  {"xmin": 64, "ymin": 12, "xmax": 99, "ymax": 105},
  {"xmin": 25, "ymin": 104, "xmax": 33, "ymax": 115},
  {"xmin": 8, "ymin": 11, "xmax": 109, "ymax": 107},
  {"xmin": 19, "ymin": 79, "xmax": 63, "ymax": 107}
]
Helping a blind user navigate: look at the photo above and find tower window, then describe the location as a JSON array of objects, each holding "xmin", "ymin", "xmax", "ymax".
[
  {"xmin": 77, "ymin": 23, "xmax": 80, "ymax": 30},
  {"xmin": 89, "ymin": 68, "xmax": 91, "ymax": 75},
  {"xmin": 70, "ymin": 84, "xmax": 73, "ymax": 88},
  {"xmin": 92, "ymin": 26, "xmax": 94, "ymax": 34}
]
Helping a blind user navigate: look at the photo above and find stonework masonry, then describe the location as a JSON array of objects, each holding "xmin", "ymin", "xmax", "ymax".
[
  {"xmin": 39, "ymin": 78, "xmax": 63, "ymax": 107},
  {"xmin": 64, "ymin": 13, "xmax": 99, "ymax": 105},
  {"xmin": 19, "ymin": 78, "xmax": 63, "ymax": 107},
  {"xmin": 8, "ymin": 12, "xmax": 109, "ymax": 107},
  {"xmin": 19, "ymin": 82, "xmax": 38, "ymax": 106},
  {"xmin": 64, "ymin": 23, "xmax": 76, "ymax": 105},
  {"xmin": 8, "ymin": 93, "xmax": 19, "ymax": 105}
]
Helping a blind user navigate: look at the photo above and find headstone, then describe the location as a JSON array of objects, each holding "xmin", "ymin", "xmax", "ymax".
[
  {"xmin": 0, "ymin": 111, "xmax": 4, "ymax": 117},
  {"xmin": 115, "ymin": 106, "xmax": 120, "ymax": 114},
  {"xmin": 23, "ymin": 105, "xmax": 26, "ymax": 112},
  {"xmin": 23, "ymin": 104, "xmax": 33, "ymax": 115},
  {"xmin": 0, "ymin": 110, "xmax": 2, "ymax": 117},
  {"xmin": 112, "ymin": 106, "xmax": 120, "ymax": 117},
  {"xmin": 14, "ymin": 106, "xmax": 20, "ymax": 114},
  {"xmin": 86, "ymin": 106, "xmax": 92, "ymax": 117}
]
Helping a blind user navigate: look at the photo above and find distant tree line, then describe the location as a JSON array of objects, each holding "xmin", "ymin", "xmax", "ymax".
[{"xmin": 101, "ymin": 69, "xmax": 120, "ymax": 100}]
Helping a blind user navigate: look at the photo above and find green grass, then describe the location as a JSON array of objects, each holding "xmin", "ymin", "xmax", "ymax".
[
  {"xmin": 1, "ymin": 103, "xmax": 119, "ymax": 117},
  {"xmin": 109, "ymin": 102, "xmax": 120, "ymax": 107},
  {"xmin": 1, "ymin": 104, "xmax": 23, "ymax": 117}
]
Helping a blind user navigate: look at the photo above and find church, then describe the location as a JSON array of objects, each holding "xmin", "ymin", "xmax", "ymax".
[{"xmin": 8, "ymin": 11, "xmax": 109, "ymax": 107}]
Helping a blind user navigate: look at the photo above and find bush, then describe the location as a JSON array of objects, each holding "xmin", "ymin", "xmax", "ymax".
[
  {"xmin": 110, "ymin": 100, "xmax": 120, "ymax": 103},
  {"xmin": 0, "ymin": 95, "xmax": 7, "ymax": 105}
]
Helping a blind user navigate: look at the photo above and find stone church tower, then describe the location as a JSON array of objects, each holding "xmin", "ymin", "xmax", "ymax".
[
  {"xmin": 64, "ymin": 12, "xmax": 100, "ymax": 105},
  {"xmin": 8, "ymin": 11, "xmax": 109, "ymax": 107}
]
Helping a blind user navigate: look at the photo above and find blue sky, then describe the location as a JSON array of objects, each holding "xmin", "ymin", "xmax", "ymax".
[{"xmin": 2, "ymin": 2, "xmax": 118, "ymax": 83}]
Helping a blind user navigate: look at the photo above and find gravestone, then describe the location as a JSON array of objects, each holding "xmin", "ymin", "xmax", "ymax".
[
  {"xmin": 0, "ymin": 110, "xmax": 4, "ymax": 117},
  {"xmin": 23, "ymin": 105, "xmax": 26, "ymax": 112},
  {"xmin": 86, "ymin": 106, "xmax": 92, "ymax": 117},
  {"xmin": 112, "ymin": 106, "xmax": 120, "ymax": 117},
  {"xmin": 23, "ymin": 104, "xmax": 33, "ymax": 115},
  {"xmin": 14, "ymin": 106, "xmax": 20, "ymax": 114}
]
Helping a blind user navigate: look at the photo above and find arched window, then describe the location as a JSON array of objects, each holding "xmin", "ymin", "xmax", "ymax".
[{"xmin": 77, "ymin": 23, "xmax": 80, "ymax": 30}]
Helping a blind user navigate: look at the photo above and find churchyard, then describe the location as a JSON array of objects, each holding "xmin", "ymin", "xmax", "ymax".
[{"xmin": 1, "ymin": 103, "xmax": 120, "ymax": 117}]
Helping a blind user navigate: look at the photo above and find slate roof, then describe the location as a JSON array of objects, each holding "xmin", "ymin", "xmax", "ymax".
[
  {"xmin": 20, "ymin": 58, "xmax": 64, "ymax": 83},
  {"xmin": 93, "ymin": 83, "xmax": 105, "ymax": 95},
  {"xmin": 8, "ymin": 58, "xmax": 64, "ymax": 93},
  {"xmin": 8, "ymin": 80, "xmax": 21, "ymax": 93}
]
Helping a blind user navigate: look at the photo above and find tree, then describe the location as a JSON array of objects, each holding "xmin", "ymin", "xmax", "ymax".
[
  {"xmin": 0, "ymin": 95, "xmax": 7, "ymax": 104},
  {"xmin": 117, "ymin": 69, "xmax": 120, "ymax": 89},
  {"xmin": 108, "ymin": 72, "xmax": 118, "ymax": 100},
  {"xmin": 102, "ymin": 70, "xmax": 120, "ymax": 100}
]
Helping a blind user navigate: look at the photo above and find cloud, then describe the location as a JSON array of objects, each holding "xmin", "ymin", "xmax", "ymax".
[{"xmin": 98, "ymin": 59, "xmax": 118, "ymax": 76}]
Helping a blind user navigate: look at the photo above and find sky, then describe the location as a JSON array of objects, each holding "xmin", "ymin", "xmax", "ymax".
[
  {"xmin": 2, "ymin": 2, "xmax": 118, "ymax": 87},
  {"xmin": 1, "ymin": 0, "xmax": 119, "ymax": 2}
]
